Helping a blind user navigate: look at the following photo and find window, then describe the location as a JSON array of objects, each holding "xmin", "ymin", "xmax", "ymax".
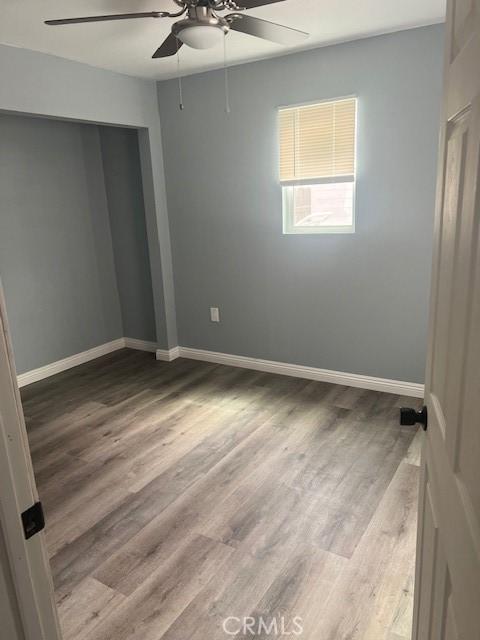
[{"xmin": 279, "ymin": 97, "xmax": 357, "ymax": 234}]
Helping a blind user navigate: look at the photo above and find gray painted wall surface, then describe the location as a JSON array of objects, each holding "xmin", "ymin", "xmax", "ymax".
[
  {"xmin": 0, "ymin": 115, "xmax": 158, "ymax": 373},
  {"xmin": 0, "ymin": 114, "xmax": 123, "ymax": 374},
  {"xmin": 0, "ymin": 43, "xmax": 177, "ymax": 349},
  {"xmin": 157, "ymin": 25, "xmax": 444, "ymax": 383},
  {"xmin": 100, "ymin": 127, "xmax": 156, "ymax": 343}
]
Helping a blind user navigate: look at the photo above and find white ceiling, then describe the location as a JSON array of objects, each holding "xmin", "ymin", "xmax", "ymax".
[{"xmin": 0, "ymin": 0, "xmax": 445, "ymax": 80}]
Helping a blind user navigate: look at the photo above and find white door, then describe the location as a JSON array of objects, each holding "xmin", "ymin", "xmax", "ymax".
[
  {"xmin": 412, "ymin": 1, "xmax": 480, "ymax": 638},
  {"xmin": 0, "ymin": 280, "xmax": 61, "ymax": 640}
]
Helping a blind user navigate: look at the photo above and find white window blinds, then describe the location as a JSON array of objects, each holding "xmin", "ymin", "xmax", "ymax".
[{"xmin": 279, "ymin": 97, "xmax": 357, "ymax": 183}]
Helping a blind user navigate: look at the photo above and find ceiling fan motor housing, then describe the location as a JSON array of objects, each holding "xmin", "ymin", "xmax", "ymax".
[
  {"xmin": 174, "ymin": 0, "xmax": 231, "ymax": 8},
  {"xmin": 173, "ymin": 6, "xmax": 229, "ymax": 49}
]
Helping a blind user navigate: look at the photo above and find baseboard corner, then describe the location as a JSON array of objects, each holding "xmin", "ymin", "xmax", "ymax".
[
  {"xmin": 156, "ymin": 346, "xmax": 180, "ymax": 362},
  {"xmin": 124, "ymin": 338, "xmax": 158, "ymax": 353}
]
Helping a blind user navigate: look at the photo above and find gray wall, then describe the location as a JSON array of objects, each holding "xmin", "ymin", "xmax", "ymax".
[
  {"xmin": 0, "ymin": 115, "xmax": 157, "ymax": 373},
  {"xmin": 0, "ymin": 43, "xmax": 177, "ymax": 349},
  {"xmin": 0, "ymin": 114, "xmax": 123, "ymax": 374},
  {"xmin": 157, "ymin": 25, "xmax": 444, "ymax": 384},
  {"xmin": 100, "ymin": 127, "xmax": 156, "ymax": 343}
]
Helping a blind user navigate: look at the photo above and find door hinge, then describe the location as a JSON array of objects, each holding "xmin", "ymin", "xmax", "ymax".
[
  {"xmin": 400, "ymin": 405, "xmax": 428, "ymax": 431},
  {"xmin": 21, "ymin": 501, "xmax": 45, "ymax": 540}
]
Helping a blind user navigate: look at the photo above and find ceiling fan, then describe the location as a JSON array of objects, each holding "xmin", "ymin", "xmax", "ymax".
[{"xmin": 45, "ymin": 0, "xmax": 309, "ymax": 58}]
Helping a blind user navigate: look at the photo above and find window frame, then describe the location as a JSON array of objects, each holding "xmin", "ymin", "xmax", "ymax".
[{"xmin": 278, "ymin": 95, "xmax": 358, "ymax": 236}]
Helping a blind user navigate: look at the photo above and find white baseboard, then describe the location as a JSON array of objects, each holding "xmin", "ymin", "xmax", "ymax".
[
  {"xmin": 124, "ymin": 338, "xmax": 158, "ymax": 353},
  {"xmin": 17, "ymin": 339, "xmax": 424, "ymax": 398},
  {"xmin": 176, "ymin": 347, "xmax": 424, "ymax": 398},
  {"xmin": 17, "ymin": 338, "xmax": 126, "ymax": 388},
  {"xmin": 17, "ymin": 337, "xmax": 159, "ymax": 387},
  {"xmin": 156, "ymin": 346, "xmax": 180, "ymax": 362}
]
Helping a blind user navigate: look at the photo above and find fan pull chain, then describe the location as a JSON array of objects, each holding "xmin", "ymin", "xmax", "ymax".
[
  {"xmin": 224, "ymin": 34, "xmax": 231, "ymax": 114},
  {"xmin": 177, "ymin": 40, "xmax": 184, "ymax": 111}
]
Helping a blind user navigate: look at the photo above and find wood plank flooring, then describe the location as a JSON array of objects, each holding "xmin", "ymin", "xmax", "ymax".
[{"xmin": 21, "ymin": 349, "xmax": 422, "ymax": 640}]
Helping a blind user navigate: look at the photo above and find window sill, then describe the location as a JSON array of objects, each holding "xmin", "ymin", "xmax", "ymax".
[{"xmin": 283, "ymin": 225, "xmax": 356, "ymax": 235}]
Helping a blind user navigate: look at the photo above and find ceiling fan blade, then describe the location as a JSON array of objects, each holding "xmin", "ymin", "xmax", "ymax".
[
  {"xmin": 227, "ymin": 14, "xmax": 308, "ymax": 45},
  {"xmin": 152, "ymin": 33, "xmax": 183, "ymax": 58},
  {"xmin": 45, "ymin": 11, "xmax": 168, "ymax": 26},
  {"xmin": 236, "ymin": 0, "xmax": 286, "ymax": 7}
]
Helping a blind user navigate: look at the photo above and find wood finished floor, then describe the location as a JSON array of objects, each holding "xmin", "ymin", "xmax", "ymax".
[{"xmin": 21, "ymin": 349, "xmax": 422, "ymax": 640}]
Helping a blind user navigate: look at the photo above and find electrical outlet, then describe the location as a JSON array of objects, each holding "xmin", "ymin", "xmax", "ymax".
[{"xmin": 210, "ymin": 307, "xmax": 220, "ymax": 323}]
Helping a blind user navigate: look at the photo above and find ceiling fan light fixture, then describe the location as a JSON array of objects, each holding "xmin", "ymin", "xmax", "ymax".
[{"xmin": 176, "ymin": 24, "xmax": 226, "ymax": 49}]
